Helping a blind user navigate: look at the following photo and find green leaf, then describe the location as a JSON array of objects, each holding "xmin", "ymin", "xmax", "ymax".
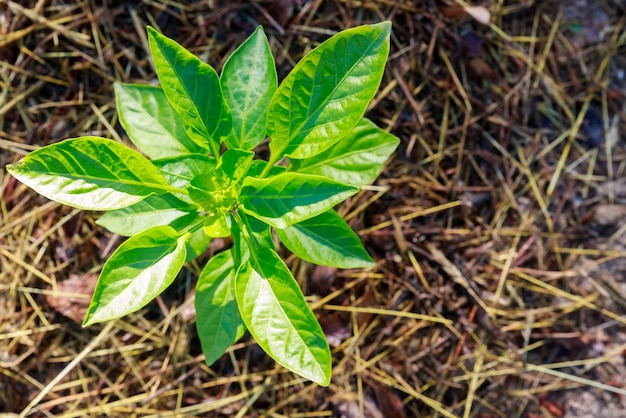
[
  {"xmin": 83, "ymin": 226, "xmax": 186, "ymax": 325},
  {"xmin": 153, "ymin": 154, "xmax": 215, "ymax": 204},
  {"xmin": 6, "ymin": 137, "xmax": 170, "ymax": 211},
  {"xmin": 187, "ymin": 175, "xmax": 220, "ymax": 211},
  {"xmin": 239, "ymin": 173, "xmax": 358, "ymax": 228},
  {"xmin": 147, "ymin": 26, "xmax": 231, "ymax": 156},
  {"xmin": 195, "ymin": 250, "xmax": 246, "ymax": 366},
  {"xmin": 184, "ymin": 227, "xmax": 211, "ymax": 262},
  {"xmin": 203, "ymin": 212, "xmax": 231, "ymax": 238},
  {"xmin": 267, "ymin": 22, "xmax": 391, "ymax": 160},
  {"xmin": 114, "ymin": 83, "xmax": 207, "ymax": 159},
  {"xmin": 276, "ymin": 210, "xmax": 374, "ymax": 268},
  {"xmin": 247, "ymin": 160, "xmax": 286, "ymax": 178},
  {"xmin": 96, "ymin": 194, "xmax": 201, "ymax": 236},
  {"xmin": 235, "ymin": 246, "xmax": 331, "ymax": 385},
  {"xmin": 289, "ymin": 118, "xmax": 399, "ymax": 188},
  {"xmin": 218, "ymin": 148, "xmax": 255, "ymax": 187},
  {"xmin": 221, "ymin": 26, "xmax": 277, "ymax": 150}
]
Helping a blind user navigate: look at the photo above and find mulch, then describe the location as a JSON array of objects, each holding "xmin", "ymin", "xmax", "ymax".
[{"xmin": 1, "ymin": 0, "xmax": 626, "ymax": 416}]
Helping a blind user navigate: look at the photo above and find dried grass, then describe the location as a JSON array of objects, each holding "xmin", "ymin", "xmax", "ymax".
[{"xmin": 1, "ymin": 0, "xmax": 626, "ymax": 416}]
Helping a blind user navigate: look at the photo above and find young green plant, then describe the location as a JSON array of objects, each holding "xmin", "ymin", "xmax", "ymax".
[{"xmin": 6, "ymin": 22, "xmax": 399, "ymax": 385}]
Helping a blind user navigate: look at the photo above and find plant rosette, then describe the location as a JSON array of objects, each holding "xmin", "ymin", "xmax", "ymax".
[{"xmin": 6, "ymin": 22, "xmax": 399, "ymax": 385}]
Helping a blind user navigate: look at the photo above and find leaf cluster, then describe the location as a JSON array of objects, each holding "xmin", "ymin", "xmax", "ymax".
[{"xmin": 6, "ymin": 23, "xmax": 398, "ymax": 385}]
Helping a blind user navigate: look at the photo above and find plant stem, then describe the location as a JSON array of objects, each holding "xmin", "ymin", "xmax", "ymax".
[
  {"xmin": 231, "ymin": 210, "xmax": 260, "ymax": 267},
  {"xmin": 260, "ymin": 153, "xmax": 280, "ymax": 178}
]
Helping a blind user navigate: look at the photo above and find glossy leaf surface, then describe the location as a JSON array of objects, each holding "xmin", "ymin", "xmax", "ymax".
[
  {"xmin": 267, "ymin": 22, "xmax": 391, "ymax": 160},
  {"xmin": 6, "ymin": 137, "xmax": 169, "ymax": 211},
  {"xmin": 276, "ymin": 210, "xmax": 374, "ymax": 268},
  {"xmin": 236, "ymin": 246, "xmax": 331, "ymax": 385},
  {"xmin": 153, "ymin": 154, "xmax": 215, "ymax": 204},
  {"xmin": 114, "ymin": 83, "xmax": 206, "ymax": 159},
  {"xmin": 148, "ymin": 26, "xmax": 231, "ymax": 156},
  {"xmin": 289, "ymin": 118, "xmax": 399, "ymax": 187},
  {"xmin": 96, "ymin": 194, "xmax": 201, "ymax": 236},
  {"xmin": 221, "ymin": 27, "xmax": 277, "ymax": 150},
  {"xmin": 218, "ymin": 149, "xmax": 255, "ymax": 187},
  {"xmin": 195, "ymin": 250, "xmax": 246, "ymax": 366},
  {"xmin": 83, "ymin": 226, "xmax": 186, "ymax": 325},
  {"xmin": 239, "ymin": 173, "xmax": 358, "ymax": 228}
]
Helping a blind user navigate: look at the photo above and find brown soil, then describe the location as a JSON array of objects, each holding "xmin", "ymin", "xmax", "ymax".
[{"xmin": 1, "ymin": 0, "xmax": 626, "ymax": 417}]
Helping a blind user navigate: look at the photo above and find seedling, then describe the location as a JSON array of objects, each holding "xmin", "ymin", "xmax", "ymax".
[{"xmin": 7, "ymin": 23, "xmax": 399, "ymax": 385}]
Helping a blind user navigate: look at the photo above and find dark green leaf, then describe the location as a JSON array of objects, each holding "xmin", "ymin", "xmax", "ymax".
[
  {"xmin": 195, "ymin": 250, "xmax": 246, "ymax": 366},
  {"xmin": 289, "ymin": 118, "xmax": 399, "ymax": 187},
  {"xmin": 6, "ymin": 137, "xmax": 171, "ymax": 211},
  {"xmin": 239, "ymin": 173, "xmax": 358, "ymax": 228},
  {"xmin": 147, "ymin": 26, "xmax": 231, "ymax": 156},
  {"xmin": 267, "ymin": 22, "xmax": 391, "ymax": 160},
  {"xmin": 83, "ymin": 226, "xmax": 186, "ymax": 325},
  {"xmin": 222, "ymin": 26, "xmax": 277, "ymax": 150},
  {"xmin": 236, "ymin": 246, "xmax": 331, "ymax": 385},
  {"xmin": 114, "ymin": 83, "xmax": 206, "ymax": 159},
  {"xmin": 276, "ymin": 210, "xmax": 374, "ymax": 268}
]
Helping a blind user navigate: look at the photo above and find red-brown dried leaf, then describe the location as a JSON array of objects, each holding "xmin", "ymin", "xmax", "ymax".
[
  {"xmin": 319, "ymin": 314, "xmax": 351, "ymax": 347},
  {"xmin": 264, "ymin": 0, "xmax": 294, "ymax": 27},
  {"xmin": 357, "ymin": 282, "xmax": 377, "ymax": 328},
  {"xmin": 374, "ymin": 385, "xmax": 406, "ymax": 418},
  {"xmin": 46, "ymin": 273, "xmax": 97, "ymax": 323}
]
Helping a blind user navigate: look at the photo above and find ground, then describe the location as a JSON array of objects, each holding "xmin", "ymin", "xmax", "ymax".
[{"xmin": 1, "ymin": 0, "xmax": 626, "ymax": 417}]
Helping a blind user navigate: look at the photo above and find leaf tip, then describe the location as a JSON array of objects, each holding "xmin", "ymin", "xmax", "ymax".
[{"xmin": 81, "ymin": 314, "xmax": 96, "ymax": 327}]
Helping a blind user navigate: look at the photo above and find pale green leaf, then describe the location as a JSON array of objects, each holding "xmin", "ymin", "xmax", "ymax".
[
  {"xmin": 195, "ymin": 250, "xmax": 245, "ymax": 366},
  {"xmin": 267, "ymin": 22, "xmax": 391, "ymax": 160},
  {"xmin": 153, "ymin": 154, "xmax": 215, "ymax": 204},
  {"xmin": 148, "ymin": 26, "xmax": 231, "ymax": 156},
  {"xmin": 6, "ymin": 137, "xmax": 170, "ymax": 211},
  {"xmin": 236, "ymin": 246, "xmax": 331, "ymax": 385},
  {"xmin": 96, "ymin": 194, "xmax": 201, "ymax": 236},
  {"xmin": 114, "ymin": 83, "xmax": 207, "ymax": 159},
  {"xmin": 83, "ymin": 226, "xmax": 186, "ymax": 325},
  {"xmin": 239, "ymin": 173, "xmax": 358, "ymax": 228},
  {"xmin": 276, "ymin": 210, "xmax": 374, "ymax": 268},
  {"xmin": 222, "ymin": 26, "xmax": 277, "ymax": 150},
  {"xmin": 289, "ymin": 118, "xmax": 399, "ymax": 187},
  {"xmin": 153, "ymin": 155, "xmax": 216, "ymax": 186}
]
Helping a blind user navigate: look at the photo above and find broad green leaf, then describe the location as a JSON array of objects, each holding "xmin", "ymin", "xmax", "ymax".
[
  {"xmin": 96, "ymin": 194, "xmax": 201, "ymax": 236},
  {"xmin": 187, "ymin": 175, "xmax": 220, "ymax": 211},
  {"xmin": 6, "ymin": 137, "xmax": 170, "ymax": 211},
  {"xmin": 267, "ymin": 22, "xmax": 391, "ymax": 160},
  {"xmin": 203, "ymin": 212, "xmax": 231, "ymax": 238},
  {"xmin": 153, "ymin": 154, "xmax": 215, "ymax": 204},
  {"xmin": 239, "ymin": 173, "xmax": 358, "ymax": 228},
  {"xmin": 241, "ymin": 211, "xmax": 273, "ymax": 249},
  {"xmin": 195, "ymin": 250, "xmax": 245, "ymax": 366},
  {"xmin": 83, "ymin": 226, "xmax": 186, "ymax": 325},
  {"xmin": 235, "ymin": 246, "xmax": 331, "ymax": 385},
  {"xmin": 147, "ymin": 26, "xmax": 231, "ymax": 156},
  {"xmin": 114, "ymin": 83, "xmax": 207, "ymax": 159},
  {"xmin": 221, "ymin": 26, "xmax": 277, "ymax": 150},
  {"xmin": 218, "ymin": 149, "xmax": 255, "ymax": 187},
  {"xmin": 184, "ymin": 227, "xmax": 211, "ymax": 262},
  {"xmin": 276, "ymin": 210, "xmax": 374, "ymax": 268},
  {"xmin": 289, "ymin": 118, "xmax": 399, "ymax": 188},
  {"xmin": 247, "ymin": 160, "xmax": 286, "ymax": 178}
]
